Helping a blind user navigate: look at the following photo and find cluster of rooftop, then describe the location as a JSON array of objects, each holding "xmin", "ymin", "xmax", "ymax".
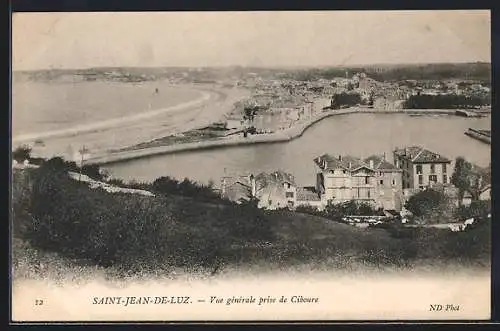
[{"xmin": 220, "ymin": 146, "xmax": 490, "ymax": 214}]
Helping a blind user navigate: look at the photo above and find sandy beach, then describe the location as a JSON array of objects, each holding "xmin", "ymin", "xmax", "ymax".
[{"xmin": 12, "ymin": 81, "xmax": 250, "ymax": 160}]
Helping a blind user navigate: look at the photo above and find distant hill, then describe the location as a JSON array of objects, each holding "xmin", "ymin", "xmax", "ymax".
[
  {"xmin": 364, "ymin": 62, "xmax": 491, "ymax": 82},
  {"xmin": 12, "ymin": 62, "xmax": 491, "ymax": 83}
]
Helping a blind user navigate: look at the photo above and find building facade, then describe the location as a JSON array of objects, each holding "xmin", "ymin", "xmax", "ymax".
[
  {"xmin": 314, "ymin": 154, "xmax": 403, "ymax": 211},
  {"xmin": 365, "ymin": 155, "xmax": 404, "ymax": 211},
  {"xmin": 393, "ymin": 146, "xmax": 452, "ymax": 191}
]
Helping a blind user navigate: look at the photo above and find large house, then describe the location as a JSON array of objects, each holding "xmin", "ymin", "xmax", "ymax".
[
  {"xmin": 393, "ymin": 146, "xmax": 452, "ymax": 191},
  {"xmin": 313, "ymin": 154, "xmax": 403, "ymax": 211}
]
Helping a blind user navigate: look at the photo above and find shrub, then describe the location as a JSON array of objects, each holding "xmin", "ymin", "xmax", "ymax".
[
  {"xmin": 404, "ymin": 189, "xmax": 449, "ymax": 219},
  {"xmin": 151, "ymin": 176, "xmax": 221, "ymax": 202},
  {"xmin": 12, "ymin": 145, "xmax": 32, "ymax": 162},
  {"xmin": 20, "ymin": 163, "xmax": 275, "ymax": 273},
  {"xmin": 454, "ymin": 200, "xmax": 491, "ymax": 220}
]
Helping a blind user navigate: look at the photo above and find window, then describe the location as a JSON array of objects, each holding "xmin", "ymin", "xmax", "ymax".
[
  {"xmin": 392, "ymin": 179, "xmax": 396, "ymax": 186},
  {"xmin": 365, "ymin": 177, "xmax": 369, "ymax": 184},
  {"xmin": 429, "ymin": 175, "xmax": 437, "ymax": 182},
  {"xmin": 430, "ymin": 164, "xmax": 435, "ymax": 174},
  {"xmin": 418, "ymin": 175, "xmax": 423, "ymax": 184},
  {"xmin": 443, "ymin": 175, "xmax": 447, "ymax": 184},
  {"xmin": 379, "ymin": 180, "xmax": 384, "ymax": 185},
  {"xmin": 285, "ymin": 192, "xmax": 294, "ymax": 198},
  {"xmin": 416, "ymin": 165, "xmax": 423, "ymax": 174},
  {"xmin": 442, "ymin": 164, "xmax": 447, "ymax": 174},
  {"xmin": 367, "ymin": 190, "xmax": 371, "ymax": 198}
]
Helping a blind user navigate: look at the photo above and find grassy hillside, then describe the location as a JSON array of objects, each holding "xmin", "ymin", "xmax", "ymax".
[{"xmin": 11, "ymin": 161, "xmax": 491, "ymax": 281}]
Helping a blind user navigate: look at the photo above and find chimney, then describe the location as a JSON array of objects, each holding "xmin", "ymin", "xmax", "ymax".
[
  {"xmin": 221, "ymin": 178, "xmax": 226, "ymax": 197},
  {"xmin": 383, "ymin": 152, "xmax": 386, "ymax": 161},
  {"xmin": 338, "ymin": 155, "xmax": 342, "ymax": 161},
  {"xmin": 369, "ymin": 159, "xmax": 374, "ymax": 169}
]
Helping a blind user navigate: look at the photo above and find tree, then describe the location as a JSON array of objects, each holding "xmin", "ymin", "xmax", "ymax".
[
  {"xmin": 13, "ymin": 145, "xmax": 32, "ymax": 162},
  {"xmin": 341, "ymin": 200, "xmax": 360, "ymax": 216},
  {"xmin": 367, "ymin": 92, "xmax": 375, "ymax": 106},
  {"xmin": 451, "ymin": 157, "xmax": 489, "ymax": 203},
  {"xmin": 467, "ymin": 169, "xmax": 484, "ymax": 201},
  {"xmin": 451, "ymin": 157, "xmax": 471, "ymax": 206},
  {"xmin": 81, "ymin": 163, "xmax": 105, "ymax": 181},
  {"xmin": 152, "ymin": 176, "xmax": 179, "ymax": 194},
  {"xmin": 454, "ymin": 200, "xmax": 490, "ymax": 220},
  {"xmin": 404, "ymin": 189, "xmax": 447, "ymax": 219}
]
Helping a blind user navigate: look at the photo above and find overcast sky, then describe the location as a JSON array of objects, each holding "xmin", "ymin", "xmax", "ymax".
[{"xmin": 12, "ymin": 10, "xmax": 491, "ymax": 70}]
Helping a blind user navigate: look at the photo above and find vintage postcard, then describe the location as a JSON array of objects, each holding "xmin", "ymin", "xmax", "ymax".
[{"xmin": 11, "ymin": 10, "xmax": 491, "ymax": 322}]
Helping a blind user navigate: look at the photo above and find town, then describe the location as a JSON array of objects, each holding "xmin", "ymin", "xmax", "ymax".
[
  {"xmin": 218, "ymin": 66, "xmax": 490, "ymax": 138},
  {"xmin": 219, "ymin": 145, "xmax": 491, "ymax": 231},
  {"xmin": 11, "ymin": 10, "xmax": 493, "ymax": 322},
  {"xmin": 12, "ymin": 60, "xmax": 492, "ymax": 283}
]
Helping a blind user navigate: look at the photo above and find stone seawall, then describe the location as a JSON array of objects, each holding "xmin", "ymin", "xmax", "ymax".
[
  {"xmin": 89, "ymin": 109, "xmax": 358, "ymax": 165},
  {"xmin": 89, "ymin": 108, "xmax": 480, "ymax": 165}
]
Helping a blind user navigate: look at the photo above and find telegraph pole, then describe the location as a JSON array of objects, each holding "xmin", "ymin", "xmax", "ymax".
[{"xmin": 78, "ymin": 145, "xmax": 89, "ymax": 182}]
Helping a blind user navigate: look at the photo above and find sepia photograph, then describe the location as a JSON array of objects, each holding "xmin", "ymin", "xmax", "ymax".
[{"xmin": 11, "ymin": 10, "xmax": 492, "ymax": 322}]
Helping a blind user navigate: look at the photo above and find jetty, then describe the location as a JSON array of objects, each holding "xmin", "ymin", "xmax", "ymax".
[
  {"xmin": 88, "ymin": 107, "xmax": 491, "ymax": 165},
  {"xmin": 88, "ymin": 108, "xmax": 358, "ymax": 165},
  {"xmin": 465, "ymin": 128, "xmax": 491, "ymax": 144},
  {"xmin": 455, "ymin": 109, "xmax": 487, "ymax": 118}
]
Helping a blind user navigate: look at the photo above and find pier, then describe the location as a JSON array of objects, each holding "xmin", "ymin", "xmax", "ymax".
[
  {"xmin": 455, "ymin": 109, "xmax": 488, "ymax": 118},
  {"xmin": 465, "ymin": 128, "xmax": 491, "ymax": 144}
]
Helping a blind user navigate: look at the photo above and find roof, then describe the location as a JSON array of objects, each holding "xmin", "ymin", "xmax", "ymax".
[
  {"xmin": 481, "ymin": 185, "xmax": 491, "ymax": 193},
  {"xmin": 314, "ymin": 154, "xmax": 385, "ymax": 172},
  {"xmin": 393, "ymin": 146, "xmax": 451, "ymax": 163},
  {"xmin": 255, "ymin": 170, "xmax": 296, "ymax": 186},
  {"xmin": 314, "ymin": 154, "xmax": 367, "ymax": 171},
  {"xmin": 364, "ymin": 155, "xmax": 401, "ymax": 171},
  {"xmin": 296, "ymin": 187, "xmax": 321, "ymax": 201},
  {"xmin": 222, "ymin": 180, "xmax": 252, "ymax": 203}
]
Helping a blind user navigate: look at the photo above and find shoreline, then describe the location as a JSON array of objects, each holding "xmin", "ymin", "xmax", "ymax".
[
  {"xmin": 90, "ymin": 108, "xmax": 487, "ymax": 166},
  {"xmin": 12, "ymin": 83, "xmax": 212, "ymax": 144},
  {"xmin": 12, "ymin": 82, "xmax": 247, "ymax": 145}
]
